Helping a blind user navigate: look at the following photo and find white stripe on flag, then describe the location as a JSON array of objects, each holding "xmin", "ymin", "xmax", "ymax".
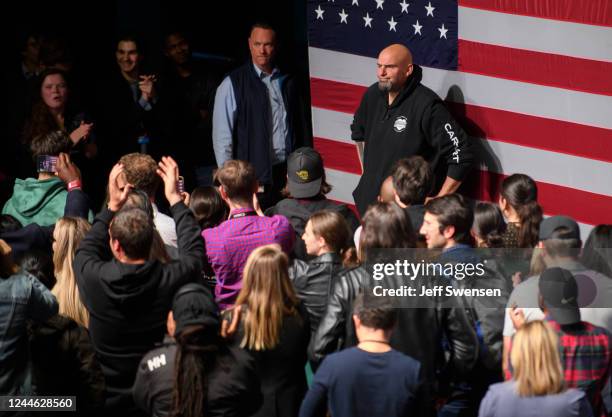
[
  {"xmin": 312, "ymin": 107, "xmax": 353, "ymax": 144},
  {"xmin": 458, "ymin": 6, "xmax": 612, "ymax": 62},
  {"xmin": 308, "ymin": 47, "xmax": 612, "ymax": 129},
  {"xmin": 477, "ymin": 139, "xmax": 612, "ymax": 196},
  {"xmin": 325, "ymin": 167, "xmax": 360, "ymax": 204}
]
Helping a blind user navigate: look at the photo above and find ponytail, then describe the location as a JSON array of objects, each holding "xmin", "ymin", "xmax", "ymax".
[
  {"xmin": 501, "ymin": 174, "xmax": 542, "ymax": 248},
  {"xmin": 171, "ymin": 326, "xmax": 218, "ymax": 417},
  {"xmin": 516, "ymin": 200, "xmax": 543, "ymax": 248},
  {"xmin": 341, "ymin": 246, "xmax": 360, "ymax": 268},
  {"xmin": 309, "ymin": 211, "xmax": 356, "ymax": 265},
  {"xmin": 473, "ymin": 202, "xmax": 506, "ymax": 248}
]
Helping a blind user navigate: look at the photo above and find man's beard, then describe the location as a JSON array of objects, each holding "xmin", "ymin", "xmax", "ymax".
[{"xmin": 378, "ymin": 80, "xmax": 393, "ymax": 92}]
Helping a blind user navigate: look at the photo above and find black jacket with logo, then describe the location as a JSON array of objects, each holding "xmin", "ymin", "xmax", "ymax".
[
  {"xmin": 351, "ymin": 65, "xmax": 474, "ymax": 216},
  {"xmin": 73, "ymin": 203, "xmax": 204, "ymax": 416},
  {"xmin": 133, "ymin": 336, "xmax": 262, "ymax": 417}
]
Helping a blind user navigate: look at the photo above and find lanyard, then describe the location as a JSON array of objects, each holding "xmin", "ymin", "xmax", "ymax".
[{"xmin": 229, "ymin": 211, "xmax": 258, "ymax": 220}]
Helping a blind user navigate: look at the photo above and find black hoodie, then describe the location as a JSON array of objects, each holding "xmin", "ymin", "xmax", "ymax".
[
  {"xmin": 73, "ymin": 202, "xmax": 203, "ymax": 416},
  {"xmin": 351, "ymin": 65, "xmax": 474, "ymax": 216}
]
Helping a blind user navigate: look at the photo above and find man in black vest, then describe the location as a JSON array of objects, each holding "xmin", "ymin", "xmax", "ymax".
[{"xmin": 212, "ymin": 23, "xmax": 311, "ymax": 210}]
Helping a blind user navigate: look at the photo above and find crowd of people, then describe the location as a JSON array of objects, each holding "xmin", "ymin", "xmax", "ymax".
[{"xmin": 1, "ymin": 21, "xmax": 611, "ymax": 417}]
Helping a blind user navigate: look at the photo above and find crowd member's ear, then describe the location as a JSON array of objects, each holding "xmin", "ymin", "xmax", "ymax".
[
  {"xmin": 167, "ymin": 311, "xmax": 176, "ymax": 337},
  {"xmin": 352, "ymin": 314, "xmax": 362, "ymax": 330},
  {"xmin": 442, "ymin": 225, "xmax": 456, "ymax": 240},
  {"xmin": 218, "ymin": 185, "xmax": 229, "ymax": 201}
]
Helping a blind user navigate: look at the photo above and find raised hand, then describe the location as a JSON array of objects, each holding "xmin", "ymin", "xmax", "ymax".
[
  {"xmin": 69, "ymin": 121, "xmax": 94, "ymax": 145},
  {"xmin": 138, "ymin": 75, "xmax": 157, "ymax": 102},
  {"xmin": 510, "ymin": 304, "xmax": 526, "ymax": 330},
  {"xmin": 156, "ymin": 156, "xmax": 182, "ymax": 206},
  {"xmin": 107, "ymin": 163, "xmax": 132, "ymax": 212},
  {"xmin": 56, "ymin": 152, "xmax": 81, "ymax": 184}
]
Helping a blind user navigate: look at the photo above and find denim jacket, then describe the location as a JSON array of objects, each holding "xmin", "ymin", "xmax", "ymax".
[{"xmin": 0, "ymin": 272, "xmax": 58, "ymax": 394}]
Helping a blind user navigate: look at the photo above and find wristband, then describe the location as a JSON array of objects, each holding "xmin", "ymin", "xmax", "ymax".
[{"xmin": 67, "ymin": 179, "xmax": 82, "ymax": 192}]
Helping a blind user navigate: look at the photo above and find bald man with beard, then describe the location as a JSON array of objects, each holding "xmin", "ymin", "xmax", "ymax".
[{"xmin": 351, "ymin": 44, "xmax": 474, "ymax": 217}]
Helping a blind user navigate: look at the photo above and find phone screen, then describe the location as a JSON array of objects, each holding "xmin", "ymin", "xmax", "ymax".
[{"xmin": 37, "ymin": 155, "xmax": 58, "ymax": 173}]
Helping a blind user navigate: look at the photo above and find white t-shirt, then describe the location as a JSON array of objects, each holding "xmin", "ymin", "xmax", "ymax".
[{"xmin": 503, "ymin": 261, "xmax": 612, "ymax": 336}]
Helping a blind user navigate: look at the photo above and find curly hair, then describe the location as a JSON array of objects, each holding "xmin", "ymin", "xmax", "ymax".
[{"xmin": 119, "ymin": 153, "xmax": 160, "ymax": 198}]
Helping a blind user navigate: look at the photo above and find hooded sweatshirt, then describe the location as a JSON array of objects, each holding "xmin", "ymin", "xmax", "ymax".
[
  {"xmin": 351, "ymin": 65, "xmax": 474, "ymax": 216},
  {"xmin": 73, "ymin": 202, "xmax": 204, "ymax": 416},
  {"xmin": 2, "ymin": 177, "xmax": 67, "ymax": 227}
]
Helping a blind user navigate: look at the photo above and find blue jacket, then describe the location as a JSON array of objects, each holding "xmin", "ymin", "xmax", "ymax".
[{"xmin": 0, "ymin": 272, "xmax": 58, "ymax": 394}]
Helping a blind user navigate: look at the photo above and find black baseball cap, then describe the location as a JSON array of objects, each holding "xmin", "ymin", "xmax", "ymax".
[
  {"xmin": 287, "ymin": 147, "xmax": 324, "ymax": 199},
  {"xmin": 172, "ymin": 283, "xmax": 219, "ymax": 335},
  {"xmin": 539, "ymin": 267, "xmax": 581, "ymax": 325},
  {"xmin": 538, "ymin": 216, "xmax": 580, "ymax": 241}
]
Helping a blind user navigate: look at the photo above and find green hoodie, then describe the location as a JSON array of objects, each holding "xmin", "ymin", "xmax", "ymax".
[{"xmin": 2, "ymin": 177, "xmax": 68, "ymax": 227}]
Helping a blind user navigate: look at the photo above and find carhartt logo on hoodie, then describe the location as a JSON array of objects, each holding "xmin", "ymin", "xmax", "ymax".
[{"xmin": 393, "ymin": 116, "xmax": 407, "ymax": 132}]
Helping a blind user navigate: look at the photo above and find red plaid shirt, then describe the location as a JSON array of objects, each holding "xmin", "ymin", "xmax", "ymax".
[{"xmin": 546, "ymin": 317, "xmax": 612, "ymax": 417}]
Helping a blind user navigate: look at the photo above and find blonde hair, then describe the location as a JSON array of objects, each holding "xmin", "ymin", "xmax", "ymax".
[
  {"xmin": 235, "ymin": 245, "xmax": 300, "ymax": 351},
  {"xmin": 511, "ymin": 320, "xmax": 565, "ymax": 397},
  {"xmin": 52, "ymin": 217, "xmax": 91, "ymax": 327},
  {"xmin": 529, "ymin": 247, "xmax": 546, "ymax": 276}
]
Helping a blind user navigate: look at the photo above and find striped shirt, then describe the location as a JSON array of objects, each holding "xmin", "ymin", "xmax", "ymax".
[{"xmin": 202, "ymin": 208, "xmax": 294, "ymax": 308}]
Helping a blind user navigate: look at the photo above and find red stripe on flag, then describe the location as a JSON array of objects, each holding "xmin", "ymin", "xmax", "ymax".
[
  {"xmin": 314, "ymin": 137, "xmax": 362, "ymax": 175},
  {"xmin": 447, "ymin": 103, "xmax": 612, "ymax": 163},
  {"xmin": 310, "ymin": 78, "xmax": 366, "ymax": 114},
  {"xmin": 311, "ymin": 77, "xmax": 612, "ymax": 162},
  {"xmin": 458, "ymin": 40, "xmax": 612, "ymax": 96},
  {"xmin": 459, "ymin": 0, "xmax": 612, "ymax": 27},
  {"xmin": 464, "ymin": 170, "xmax": 611, "ymax": 226}
]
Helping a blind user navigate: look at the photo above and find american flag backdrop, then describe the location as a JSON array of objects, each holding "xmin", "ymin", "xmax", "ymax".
[{"xmin": 306, "ymin": 0, "xmax": 612, "ymax": 236}]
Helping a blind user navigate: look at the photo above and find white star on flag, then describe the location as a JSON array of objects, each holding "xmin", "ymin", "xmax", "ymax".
[
  {"xmin": 425, "ymin": 1, "xmax": 435, "ymax": 17},
  {"xmin": 399, "ymin": 0, "xmax": 409, "ymax": 13},
  {"xmin": 438, "ymin": 23, "xmax": 448, "ymax": 38},
  {"xmin": 352, "ymin": 0, "xmax": 359, "ymax": 5},
  {"xmin": 315, "ymin": 5, "xmax": 325, "ymax": 20},
  {"xmin": 339, "ymin": 8, "xmax": 349, "ymax": 23},
  {"xmin": 375, "ymin": 0, "xmax": 384, "ymax": 10},
  {"xmin": 363, "ymin": 12, "xmax": 373, "ymax": 27},
  {"xmin": 412, "ymin": 19, "xmax": 423, "ymax": 35},
  {"xmin": 387, "ymin": 16, "xmax": 398, "ymax": 31}
]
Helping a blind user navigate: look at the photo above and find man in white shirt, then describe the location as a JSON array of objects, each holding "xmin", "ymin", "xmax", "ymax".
[{"xmin": 119, "ymin": 153, "xmax": 177, "ymax": 249}]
